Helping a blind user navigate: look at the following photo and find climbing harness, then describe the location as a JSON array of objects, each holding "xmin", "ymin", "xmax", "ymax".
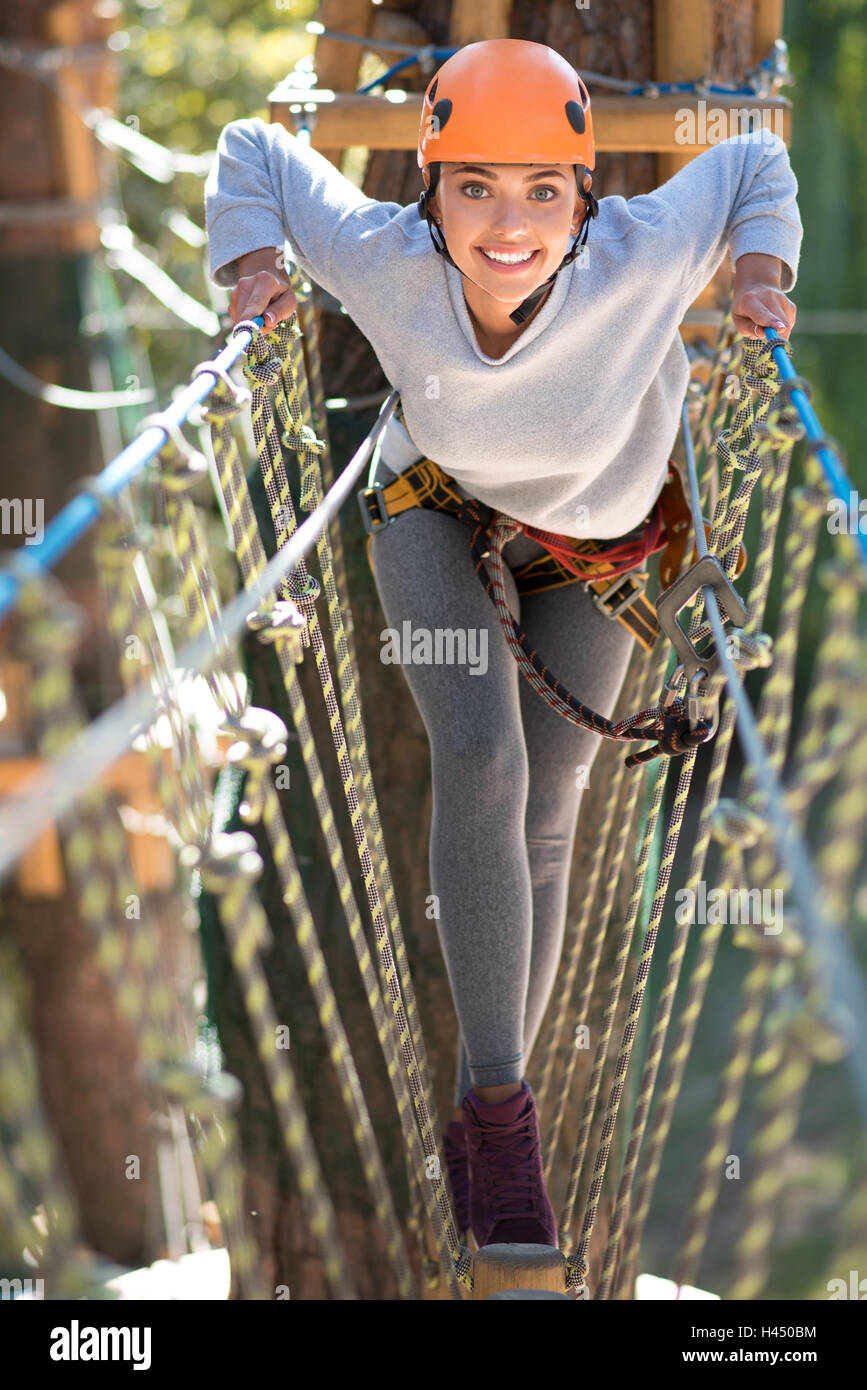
[
  {"xmin": 360, "ymin": 448, "xmax": 662, "ymax": 646},
  {"xmin": 359, "ymin": 405, "xmax": 747, "ymax": 767}
]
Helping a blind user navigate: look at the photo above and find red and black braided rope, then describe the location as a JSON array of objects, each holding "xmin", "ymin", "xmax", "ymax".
[{"xmin": 454, "ymin": 497, "xmax": 713, "ymax": 769}]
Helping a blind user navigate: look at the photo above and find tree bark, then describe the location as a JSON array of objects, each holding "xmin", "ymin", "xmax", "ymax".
[{"xmin": 0, "ymin": 0, "xmax": 155, "ymax": 1272}]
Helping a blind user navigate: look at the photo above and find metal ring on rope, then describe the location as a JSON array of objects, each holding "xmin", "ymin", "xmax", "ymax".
[
  {"xmin": 135, "ymin": 410, "xmax": 210, "ymax": 491},
  {"xmin": 68, "ymin": 477, "xmax": 149, "ymax": 567},
  {"xmin": 191, "ymin": 359, "xmax": 252, "ymax": 420},
  {"xmin": 68, "ymin": 473, "xmax": 133, "ymax": 513}
]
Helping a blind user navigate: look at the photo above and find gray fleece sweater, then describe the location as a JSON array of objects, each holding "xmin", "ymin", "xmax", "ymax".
[{"xmin": 204, "ymin": 119, "xmax": 802, "ymax": 539}]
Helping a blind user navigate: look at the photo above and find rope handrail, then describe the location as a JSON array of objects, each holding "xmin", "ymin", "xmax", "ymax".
[
  {"xmin": 0, "ymin": 324, "xmax": 858, "ymax": 915},
  {"xmin": 763, "ymin": 327, "xmax": 867, "ymax": 568},
  {"xmin": 0, "ymin": 319, "xmax": 864, "ymax": 1123},
  {"xmin": 0, "ymin": 381, "xmax": 397, "ymax": 884},
  {"xmin": 2, "ymin": 274, "xmax": 866, "ymax": 1301},
  {"xmin": 676, "ymin": 375, "xmax": 867, "ymax": 1123},
  {"xmin": 0, "ymin": 318, "xmax": 266, "ymax": 622}
]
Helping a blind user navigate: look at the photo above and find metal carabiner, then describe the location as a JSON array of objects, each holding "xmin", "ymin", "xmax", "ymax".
[
  {"xmin": 687, "ymin": 667, "xmax": 720, "ymax": 737},
  {"xmin": 662, "ymin": 662, "xmax": 686, "ymax": 710}
]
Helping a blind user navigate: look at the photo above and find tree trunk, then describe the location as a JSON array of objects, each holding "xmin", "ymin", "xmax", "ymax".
[{"xmin": 0, "ymin": 0, "xmax": 155, "ymax": 1271}]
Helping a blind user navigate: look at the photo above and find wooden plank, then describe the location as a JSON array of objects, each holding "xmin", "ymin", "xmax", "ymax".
[
  {"xmin": 753, "ymin": 0, "xmax": 785, "ymax": 64},
  {"xmin": 17, "ymin": 827, "xmax": 65, "ymax": 898},
  {"xmin": 472, "ymin": 1245, "xmax": 568, "ymax": 1299},
  {"xmin": 0, "ymin": 742, "xmax": 234, "ymax": 897},
  {"xmin": 42, "ymin": 1, "xmax": 113, "ymax": 254},
  {"xmin": 655, "ymin": 0, "xmax": 713, "ymax": 81},
  {"xmin": 450, "ymin": 0, "xmax": 513, "ymax": 46},
  {"xmin": 271, "ymin": 91, "xmax": 790, "ymax": 154},
  {"xmin": 311, "ymin": 0, "xmax": 374, "ymax": 168},
  {"xmin": 655, "ymin": 0, "xmax": 731, "ymax": 346}
]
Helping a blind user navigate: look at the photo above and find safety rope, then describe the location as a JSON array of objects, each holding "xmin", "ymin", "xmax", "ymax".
[
  {"xmin": 466, "ymin": 501, "xmax": 716, "ymax": 767},
  {"xmin": 535, "ymin": 310, "xmax": 743, "ymax": 1160},
  {"xmin": 142, "ymin": 404, "xmax": 419, "ymax": 1293},
  {"xmin": 21, "ymin": 514, "xmax": 270, "ymax": 1301},
  {"xmin": 194, "ymin": 308, "xmax": 470, "ymax": 1293},
  {"xmin": 550, "ymin": 329, "xmax": 771, "ymax": 1291},
  {"xmin": 596, "ymin": 344, "xmax": 806, "ymax": 1298},
  {"xmin": 0, "ymin": 937, "xmax": 91, "ymax": 1298},
  {"xmin": 610, "ymin": 465, "xmax": 828, "ymax": 1298},
  {"xmin": 669, "ymin": 563, "xmax": 861, "ymax": 1293},
  {"xmin": 236, "ymin": 313, "xmax": 463, "ymax": 1287},
  {"xmin": 254, "ymin": 318, "xmax": 435, "ymax": 1294},
  {"xmin": 133, "ymin": 409, "xmax": 383, "ymax": 1298},
  {"xmin": 2, "ymin": 258, "xmax": 866, "ymax": 1303}
]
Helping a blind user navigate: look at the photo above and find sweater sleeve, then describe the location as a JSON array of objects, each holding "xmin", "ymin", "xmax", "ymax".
[
  {"xmin": 646, "ymin": 130, "xmax": 803, "ymax": 305},
  {"xmin": 203, "ymin": 116, "xmax": 381, "ymax": 297}
]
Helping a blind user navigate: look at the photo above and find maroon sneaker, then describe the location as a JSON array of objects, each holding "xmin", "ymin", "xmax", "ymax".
[
  {"xmin": 461, "ymin": 1081, "xmax": 558, "ymax": 1248},
  {"xmin": 443, "ymin": 1120, "xmax": 471, "ymax": 1237}
]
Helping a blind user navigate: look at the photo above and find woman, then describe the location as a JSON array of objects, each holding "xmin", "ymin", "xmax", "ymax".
[{"xmin": 206, "ymin": 38, "xmax": 800, "ymax": 1251}]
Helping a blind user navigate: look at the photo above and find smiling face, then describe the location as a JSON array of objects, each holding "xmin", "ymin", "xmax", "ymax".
[{"xmin": 427, "ymin": 161, "xmax": 590, "ymax": 305}]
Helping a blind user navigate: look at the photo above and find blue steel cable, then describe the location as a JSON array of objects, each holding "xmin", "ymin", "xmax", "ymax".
[
  {"xmin": 0, "ymin": 317, "xmax": 266, "ymax": 622},
  {"xmin": 0, "ymin": 390, "xmax": 399, "ymax": 884},
  {"xmin": 676, "ymin": 342, "xmax": 867, "ymax": 1124},
  {"xmin": 762, "ymin": 326, "xmax": 867, "ymax": 570}
]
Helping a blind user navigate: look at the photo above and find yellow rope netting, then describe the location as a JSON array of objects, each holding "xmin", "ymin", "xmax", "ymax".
[{"xmin": 1, "ymin": 264, "xmax": 865, "ymax": 1301}]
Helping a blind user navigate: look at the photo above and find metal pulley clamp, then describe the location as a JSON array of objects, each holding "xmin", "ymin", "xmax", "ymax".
[
  {"xmin": 655, "ymin": 554, "xmax": 747, "ymax": 688},
  {"xmin": 662, "ymin": 663, "xmax": 686, "ymax": 709},
  {"xmin": 687, "ymin": 668, "xmax": 720, "ymax": 737},
  {"xmin": 417, "ymin": 44, "xmax": 438, "ymax": 78},
  {"xmin": 661, "ymin": 663, "xmax": 720, "ymax": 739}
]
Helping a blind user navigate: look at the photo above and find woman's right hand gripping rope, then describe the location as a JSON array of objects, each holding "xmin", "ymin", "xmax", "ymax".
[{"xmin": 230, "ymin": 246, "xmax": 298, "ymax": 331}]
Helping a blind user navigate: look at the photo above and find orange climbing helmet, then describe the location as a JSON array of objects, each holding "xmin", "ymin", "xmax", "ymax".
[
  {"xmin": 417, "ymin": 39, "xmax": 595, "ymax": 190},
  {"xmin": 416, "ymin": 40, "xmax": 599, "ymax": 325}
]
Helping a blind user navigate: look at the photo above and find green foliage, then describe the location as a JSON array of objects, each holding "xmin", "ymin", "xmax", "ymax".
[
  {"xmin": 786, "ymin": 0, "xmax": 867, "ymax": 474},
  {"xmin": 113, "ymin": 0, "xmax": 318, "ymax": 387}
]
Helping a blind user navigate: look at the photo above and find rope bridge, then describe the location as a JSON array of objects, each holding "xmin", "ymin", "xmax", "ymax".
[{"xmin": 0, "ymin": 259, "xmax": 866, "ymax": 1300}]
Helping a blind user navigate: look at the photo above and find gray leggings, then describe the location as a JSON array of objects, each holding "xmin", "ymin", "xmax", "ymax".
[{"xmin": 367, "ymin": 457, "xmax": 636, "ymax": 1106}]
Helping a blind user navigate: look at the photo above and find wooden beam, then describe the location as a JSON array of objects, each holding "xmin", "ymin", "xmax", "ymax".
[
  {"xmin": 311, "ymin": 0, "xmax": 375, "ymax": 168},
  {"xmin": 270, "ymin": 91, "xmax": 791, "ymax": 154},
  {"xmin": 449, "ymin": 0, "xmax": 513, "ymax": 47},
  {"xmin": 655, "ymin": 0, "xmax": 713, "ymax": 83},
  {"xmin": 753, "ymin": 0, "xmax": 785, "ymax": 65},
  {"xmin": 42, "ymin": 1, "xmax": 118, "ymax": 255},
  {"xmin": 0, "ymin": 744, "xmax": 233, "ymax": 897},
  {"xmin": 654, "ymin": 0, "xmax": 724, "ymax": 346},
  {"xmin": 654, "ymin": 0, "xmax": 715, "ymax": 183}
]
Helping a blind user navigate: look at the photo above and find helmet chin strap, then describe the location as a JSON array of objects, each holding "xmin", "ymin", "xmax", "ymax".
[{"xmin": 422, "ymin": 179, "xmax": 598, "ymax": 326}]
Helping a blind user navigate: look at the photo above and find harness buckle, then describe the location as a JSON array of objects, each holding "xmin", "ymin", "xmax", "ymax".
[
  {"xmin": 592, "ymin": 568, "xmax": 649, "ymax": 619},
  {"xmin": 358, "ymin": 484, "xmax": 393, "ymax": 535}
]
